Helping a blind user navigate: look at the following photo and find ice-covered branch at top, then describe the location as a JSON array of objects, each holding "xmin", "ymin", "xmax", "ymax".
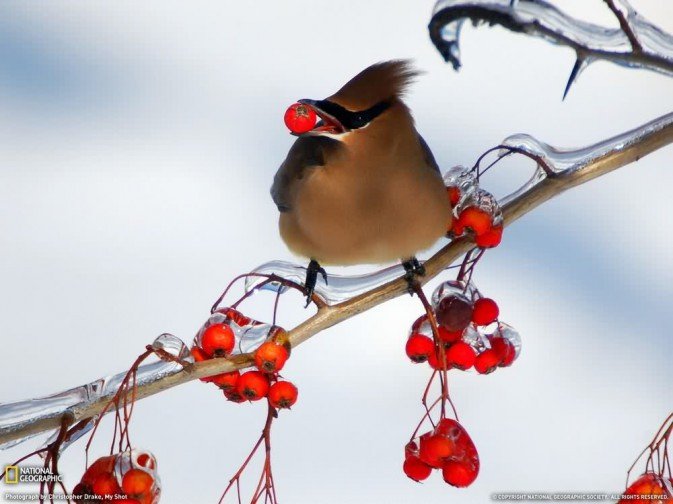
[
  {"xmin": 428, "ymin": 0, "xmax": 673, "ymax": 97},
  {"xmin": 1, "ymin": 110, "xmax": 672, "ymax": 451}
]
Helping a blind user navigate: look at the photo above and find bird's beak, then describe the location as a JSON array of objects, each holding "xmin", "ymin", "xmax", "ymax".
[{"xmin": 298, "ymin": 99, "xmax": 346, "ymax": 135}]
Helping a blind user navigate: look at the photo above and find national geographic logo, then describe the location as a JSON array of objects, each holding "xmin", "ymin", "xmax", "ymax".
[{"xmin": 3, "ymin": 466, "xmax": 63, "ymax": 484}]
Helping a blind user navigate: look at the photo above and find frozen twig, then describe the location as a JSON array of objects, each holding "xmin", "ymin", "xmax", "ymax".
[{"xmin": 428, "ymin": 0, "xmax": 673, "ymax": 97}]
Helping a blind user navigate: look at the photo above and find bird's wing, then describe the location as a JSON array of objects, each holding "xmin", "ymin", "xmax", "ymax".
[
  {"xmin": 271, "ymin": 136, "xmax": 342, "ymax": 212},
  {"xmin": 418, "ymin": 134, "xmax": 440, "ymax": 174}
]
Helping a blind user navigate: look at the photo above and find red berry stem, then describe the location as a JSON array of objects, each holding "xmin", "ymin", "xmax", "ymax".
[{"xmin": 219, "ymin": 401, "xmax": 279, "ymax": 504}]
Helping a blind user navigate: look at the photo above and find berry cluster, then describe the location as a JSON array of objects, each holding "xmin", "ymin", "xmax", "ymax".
[
  {"xmin": 403, "ymin": 276, "xmax": 521, "ymax": 488},
  {"xmin": 444, "ymin": 166, "xmax": 503, "ymax": 248},
  {"xmin": 618, "ymin": 473, "xmax": 673, "ymax": 503},
  {"xmin": 191, "ymin": 307, "xmax": 299, "ymax": 409},
  {"xmin": 406, "ymin": 280, "xmax": 520, "ymax": 375},
  {"xmin": 404, "ymin": 418, "xmax": 479, "ymax": 488},
  {"xmin": 73, "ymin": 450, "xmax": 160, "ymax": 504}
]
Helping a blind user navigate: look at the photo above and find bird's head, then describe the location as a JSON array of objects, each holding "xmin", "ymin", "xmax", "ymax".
[{"xmin": 295, "ymin": 60, "xmax": 419, "ymax": 138}]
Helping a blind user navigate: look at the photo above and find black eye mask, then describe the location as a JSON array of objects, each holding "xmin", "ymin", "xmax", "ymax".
[{"xmin": 313, "ymin": 99, "xmax": 392, "ymax": 130}]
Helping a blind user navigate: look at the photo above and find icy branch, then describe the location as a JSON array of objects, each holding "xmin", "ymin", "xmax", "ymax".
[
  {"xmin": 428, "ymin": 0, "xmax": 673, "ymax": 97},
  {"xmin": 1, "ymin": 111, "xmax": 673, "ymax": 448}
]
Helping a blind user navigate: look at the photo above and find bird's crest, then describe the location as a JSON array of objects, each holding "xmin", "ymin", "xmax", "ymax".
[{"xmin": 328, "ymin": 60, "xmax": 420, "ymax": 110}]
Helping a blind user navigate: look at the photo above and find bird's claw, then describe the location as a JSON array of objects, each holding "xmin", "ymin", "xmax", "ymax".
[
  {"xmin": 402, "ymin": 257, "xmax": 425, "ymax": 295},
  {"xmin": 304, "ymin": 259, "xmax": 327, "ymax": 307}
]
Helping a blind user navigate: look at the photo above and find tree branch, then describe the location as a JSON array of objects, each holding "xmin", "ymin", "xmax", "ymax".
[
  {"xmin": 1, "ymin": 111, "xmax": 673, "ymax": 448},
  {"xmin": 428, "ymin": 0, "xmax": 673, "ymax": 97}
]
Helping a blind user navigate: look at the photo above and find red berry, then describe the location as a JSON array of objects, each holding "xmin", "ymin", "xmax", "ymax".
[
  {"xmin": 201, "ymin": 324, "xmax": 235, "ymax": 358},
  {"xmin": 236, "ymin": 370, "xmax": 270, "ymax": 401},
  {"xmin": 427, "ymin": 348, "xmax": 449, "ymax": 370},
  {"xmin": 619, "ymin": 473, "xmax": 672, "ymax": 503},
  {"xmin": 121, "ymin": 468, "xmax": 153, "ymax": 497},
  {"xmin": 490, "ymin": 337, "xmax": 515, "ymax": 367},
  {"xmin": 419, "ymin": 433, "xmax": 454, "ymax": 468},
  {"xmin": 223, "ymin": 389, "xmax": 245, "ymax": 403},
  {"xmin": 211, "ymin": 370, "xmax": 240, "ymax": 391},
  {"xmin": 442, "ymin": 460, "xmax": 479, "ymax": 487},
  {"xmin": 474, "ymin": 349, "xmax": 500, "ymax": 374},
  {"xmin": 284, "ymin": 103, "xmax": 317, "ymax": 134},
  {"xmin": 405, "ymin": 333, "xmax": 435, "ymax": 363},
  {"xmin": 452, "ymin": 220, "xmax": 465, "ymax": 236},
  {"xmin": 254, "ymin": 342, "xmax": 289, "ymax": 373},
  {"xmin": 92, "ymin": 472, "xmax": 121, "ymax": 498},
  {"xmin": 447, "ymin": 186, "xmax": 461, "ymax": 206},
  {"xmin": 438, "ymin": 326, "xmax": 463, "ymax": 344},
  {"xmin": 475, "ymin": 225, "xmax": 503, "ymax": 248},
  {"xmin": 410, "ymin": 314, "xmax": 428, "ymax": 333},
  {"xmin": 268, "ymin": 381, "xmax": 298, "ymax": 409},
  {"xmin": 136, "ymin": 453, "xmax": 156, "ymax": 470},
  {"xmin": 403, "ymin": 456, "xmax": 432, "ymax": 482},
  {"xmin": 82, "ymin": 456, "xmax": 116, "ymax": 485},
  {"xmin": 191, "ymin": 346, "xmax": 216, "ymax": 383},
  {"xmin": 445, "ymin": 341, "xmax": 476, "ymax": 370},
  {"xmin": 436, "ymin": 295, "xmax": 474, "ymax": 332},
  {"xmin": 472, "ymin": 298, "xmax": 499, "ymax": 326},
  {"xmin": 457, "ymin": 207, "xmax": 492, "ymax": 236},
  {"xmin": 191, "ymin": 346, "xmax": 208, "ymax": 362},
  {"xmin": 72, "ymin": 482, "xmax": 92, "ymax": 499}
]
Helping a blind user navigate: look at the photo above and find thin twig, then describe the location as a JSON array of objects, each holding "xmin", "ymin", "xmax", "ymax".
[{"xmin": 602, "ymin": 0, "xmax": 642, "ymax": 52}]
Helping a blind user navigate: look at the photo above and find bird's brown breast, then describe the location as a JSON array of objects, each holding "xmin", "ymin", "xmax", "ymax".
[{"xmin": 278, "ymin": 112, "xmax": 451, "ymax": 265}]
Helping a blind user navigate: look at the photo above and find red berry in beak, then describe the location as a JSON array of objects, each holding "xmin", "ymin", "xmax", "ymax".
[{"xmin": 284, "ymin": 103, "xmax": 317, "ymax": 134}]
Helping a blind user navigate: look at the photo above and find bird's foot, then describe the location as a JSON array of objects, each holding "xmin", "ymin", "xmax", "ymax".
[
  {"xmin": 304, "ymin": 259, "xmax": 327, "ymax": 307},
  {"xmin": 402, "ymin": 257, "xmax": 425, "ymax": 295}
]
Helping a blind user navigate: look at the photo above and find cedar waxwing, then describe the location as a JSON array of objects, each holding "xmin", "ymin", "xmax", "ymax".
[{"xmin": 271, "ymin": 60, "xmax": 452, "ymax": 298}]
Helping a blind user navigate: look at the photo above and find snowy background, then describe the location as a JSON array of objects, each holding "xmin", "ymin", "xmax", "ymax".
[{"xmin": 0, "ymin": 1, "xmax": 672, "ymax": 502}]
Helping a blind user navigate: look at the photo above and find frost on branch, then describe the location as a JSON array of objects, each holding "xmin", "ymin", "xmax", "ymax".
[{"xmin": 428, "ymin": 0, "xmax": 673, "ymax": 97}]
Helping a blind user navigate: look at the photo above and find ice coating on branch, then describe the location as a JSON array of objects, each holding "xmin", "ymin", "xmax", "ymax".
[
  {"xmin": 245, "ymin": 260, "xmax": 413, "ymax": 305},
  {"xmin": 429, "ymin": 0, "xmax": 673, "ymax": 91},
  {"xmin": 41, "ymin": 418, "xmax": 94, "ymax": 456},
  {"xmin": 115, "ymin": 448, "xmax": 161, "ymax": 503},
  {"xmin": 499, "ymin": 111, "xmax": 673, "ymax": 206},
  {"xmin": 196, "ymin": 307, "xmax": 280, "ymax": 355},
  {"xmin": 443, "ymin": 165, "xmax": 477, "ymax": 213},
  {"xmin": 152, "ymin": 332, "xmax": 192, "ymax": 362},
  {"xmin": 431, "ymin": 280, "xmax": 477, "ymax": 306},
  {"xmin": 494, "ymin": 321, "xmax": 522, "ymax": 358},
  {"xmin": 468, "ymin": 188, "xmax": 503, "ymax": 227},
  {"xmin": 0, "ymin": 336, "xmax": 189, "ymax": 450}
]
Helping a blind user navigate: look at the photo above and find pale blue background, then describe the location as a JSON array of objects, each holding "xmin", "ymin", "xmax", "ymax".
[{"xmin": 0, "ymin": 1, "xmax": 672, "ymax": 503}]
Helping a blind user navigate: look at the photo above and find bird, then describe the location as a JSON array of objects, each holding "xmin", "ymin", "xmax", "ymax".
[{"xmin": 271, "ymin": 60, "xmax": 452, "ymax": 301}]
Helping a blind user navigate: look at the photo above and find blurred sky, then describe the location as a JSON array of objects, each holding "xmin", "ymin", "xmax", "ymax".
[{"xmin": 0, "ymin": 1, "xmax": 672, "ymax": 503}]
